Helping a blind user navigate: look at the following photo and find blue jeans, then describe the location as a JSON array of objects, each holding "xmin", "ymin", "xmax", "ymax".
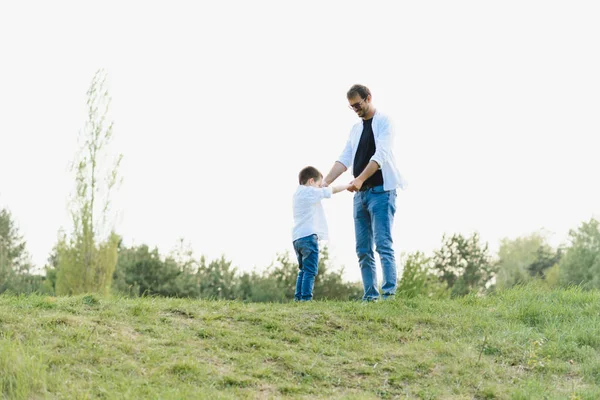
[
  {"xmin": 293, "ymin": 234, "xmax": 319, "ymax": 301},
  {"xmin": 354, "ymin": 185, "xmax": 397, "ymax": 301}
]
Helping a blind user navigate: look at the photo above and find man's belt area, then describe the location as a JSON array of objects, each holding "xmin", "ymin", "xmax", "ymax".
[{"xmin": 359, "ymin": 182, "xmax": 383, "ymax": 192}]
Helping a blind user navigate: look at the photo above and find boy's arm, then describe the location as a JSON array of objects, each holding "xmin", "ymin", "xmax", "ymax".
[
  {"xmin": 306, "ymin": 185, "xmax": 349, "ymax": 204},
  {"xmin": 331, "ymin": 183, "xmax": 351, "ymax": 194}
]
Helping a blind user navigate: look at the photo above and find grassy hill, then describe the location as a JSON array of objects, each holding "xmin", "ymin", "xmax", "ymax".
[{"xmin": 1, "ymin": 285, "xmax": 600, "ymax": 399}]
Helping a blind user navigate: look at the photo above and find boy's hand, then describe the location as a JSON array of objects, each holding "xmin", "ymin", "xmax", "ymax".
[{"xmin": 320, "ymin": 180, "xmax": 329, "ymax": 188}]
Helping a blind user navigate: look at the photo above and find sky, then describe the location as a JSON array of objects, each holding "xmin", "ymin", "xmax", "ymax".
[{"xmin": 1, "ymin": 1, "xmax": 599, "ymax": 283}]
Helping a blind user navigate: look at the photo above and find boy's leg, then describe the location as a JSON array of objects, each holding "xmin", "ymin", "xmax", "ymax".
[
  {"xmin": 299, "ymin": 235, "xmax": 319, "ymax": 301},
  {"xmin": 295, "ymin": 271, "xmax": 304, "ymax": 301},
  {"xmin": 354, "ymin": 192, "xmax": 379, "ymax": 301},
  {"xmin": 293, "ymin": 241, "xmax": 304, "ymax": 301}
]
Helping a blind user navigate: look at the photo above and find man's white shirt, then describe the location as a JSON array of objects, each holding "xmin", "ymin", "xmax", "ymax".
[
  {"xmin": 337, "ymin": 110, "xmax": 407, "ymax": 191},
  {"xmin": 292, "ymin": 186, "xmax": 333, "ymax": 242}
]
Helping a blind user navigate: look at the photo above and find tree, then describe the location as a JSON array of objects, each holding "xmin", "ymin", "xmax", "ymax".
[
  {"xmin": 113, "ymin": 244, "xmax": 187, "ymax": 297},
  {"xmin": 109, "ymin": 241, "xmax": 363, "ymax": 302},
  {"xmin": 494, "ymin": 233, "xmax": 544, "ymax": 289},
  {"xmin": 558, "ymin": 218, "xmax": 600, "ymax": 289},
  {"xmin": 433, "ymin": 232, "xmax": 494, "ymax": 297},
  {"xmin": 56, "ymin": 69, "xmax": 123, "ymax": 295},
  {"xmin": 527, "ymin": 245, "xmax": 561, "ymax": 279},
  {"xmin": 237, "ymin": 271, "xmax": 288, "ymax": 303},
  {"xmin": 43, "ymin": 246, "xmax": 59, "ymax": 295},
  {"xmin": 494, "ymin": 232, "xmax": 562, "ymax": 290},
  {"xmin": 0, "ymin": 208, "xmax": 33, "ymax": 293},
  {"xmin": 197, "ymin": 255, "xmax": 238, "ymax": 299}
]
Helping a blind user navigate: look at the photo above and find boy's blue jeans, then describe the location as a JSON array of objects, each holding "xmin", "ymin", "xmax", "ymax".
[
  {"xmin": 353, "ymin": 185, "xmax": 397, "ymax": 301},
  {"xmin": 293, "ymin": 234, "xmax": 319, "ymax": 301}
]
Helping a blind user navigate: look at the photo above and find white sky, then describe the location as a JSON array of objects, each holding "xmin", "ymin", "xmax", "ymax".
[{"xmin": 1, "ymin": 1, "xmax": 599, "ymax": 283}]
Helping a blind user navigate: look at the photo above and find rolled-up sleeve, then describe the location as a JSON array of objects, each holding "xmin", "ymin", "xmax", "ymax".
[
  {"xmin": 371, "ymin": 116, "xmax": 394, "ymax": 168},
  {"xmin": 337, "ymin": 136, "xmax": 353, "ymax": 169}
]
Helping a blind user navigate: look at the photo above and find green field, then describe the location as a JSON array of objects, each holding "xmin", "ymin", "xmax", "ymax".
[{"xmin": 1, "ymin": 285, "xmax": 600, "ymax": 399}]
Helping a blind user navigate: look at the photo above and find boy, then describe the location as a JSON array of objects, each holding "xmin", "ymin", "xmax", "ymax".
[{"xmin": 292, "ymin": 166, "xmax": 350, "ymax": 301}]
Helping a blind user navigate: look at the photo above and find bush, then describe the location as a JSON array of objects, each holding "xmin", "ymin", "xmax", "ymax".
[{"xmin": 397, "ymin": 252, "xmax": 448, "ymax": 299}]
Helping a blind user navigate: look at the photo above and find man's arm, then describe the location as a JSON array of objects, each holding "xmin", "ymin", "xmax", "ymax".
[
  {"xmin": 348, "ymin": 161, "xmax": 380, "ymax": 192},
  {"xmin": 370, "ymin": 116, "xmax": 393, "ymax": 171},
  {"xmin": 322, "ymin": 161, "xmax": 347, "ymax": 187}
]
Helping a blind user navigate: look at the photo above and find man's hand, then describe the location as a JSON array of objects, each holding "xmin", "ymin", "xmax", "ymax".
[
  {"xmin": 320, "ymin": 180, "xmax": 329, "ymax": 188},
  {"xmin": 348, "ymin": 178, "xmax": 364, "ymax": 192}
]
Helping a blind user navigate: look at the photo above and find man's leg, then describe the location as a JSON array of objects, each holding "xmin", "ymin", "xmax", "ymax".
[
  {"xmin": 370, "ymin": 188, "xmax": 397, "ymax": 298},
  {"xmin": 299, "ymin": 235, "xmax": 319, "ymax": 301},
  {"xmin": 354, "ymin": 192, "xmax": 378, "ymax": 300}
]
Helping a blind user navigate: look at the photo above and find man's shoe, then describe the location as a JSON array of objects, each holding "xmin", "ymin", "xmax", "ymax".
[{"xmin": 361, "ymin": 297, "xmax": 379, "ymax": 304}]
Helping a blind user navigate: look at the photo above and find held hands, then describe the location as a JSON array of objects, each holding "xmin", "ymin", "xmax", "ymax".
[
  {"xmin": 347, "ymin": 178, "xmax": 364, "ymax": 192},
  {"xmin": 322, "ymin": 178, "xmax": 363, "ymax": 192},
  {"xmin": 324, "ymin": 180, "xmax": 353, "ymax": 194}
]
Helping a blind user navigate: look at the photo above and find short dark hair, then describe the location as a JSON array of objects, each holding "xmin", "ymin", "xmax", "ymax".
[
  {"xmin": 347, "ymin": 84, "xmax": 371, "ymax": 100},
  {"xmin": 298, "ymin": 166, "xmax": 322, "ymax": 185}
]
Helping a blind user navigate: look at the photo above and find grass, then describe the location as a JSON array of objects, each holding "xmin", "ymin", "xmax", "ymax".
[{"xmin": 1, "ymin": 285, "xmax": 600, "ymax": 399}]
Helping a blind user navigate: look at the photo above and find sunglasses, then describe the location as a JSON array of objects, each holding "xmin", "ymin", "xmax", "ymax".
[{"xmin": 348, "ymin": 98, "xmax": 366, "ymax": 111}]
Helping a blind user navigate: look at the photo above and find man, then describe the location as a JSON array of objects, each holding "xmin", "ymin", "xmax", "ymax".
[{"xmin": 322, "ymin": 84, "xmax": 406, "ymax": 301}]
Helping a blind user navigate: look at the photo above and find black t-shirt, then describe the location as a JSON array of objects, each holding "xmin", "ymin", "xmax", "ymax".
[{"xmin": 353, "ymin": 118, "xmax": 384, "ymax": 187}]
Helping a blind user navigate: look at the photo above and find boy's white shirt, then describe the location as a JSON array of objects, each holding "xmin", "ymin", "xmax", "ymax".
[{"xmin": 292, "ymin": 185, "xmax": 333, "ymax": 242}]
